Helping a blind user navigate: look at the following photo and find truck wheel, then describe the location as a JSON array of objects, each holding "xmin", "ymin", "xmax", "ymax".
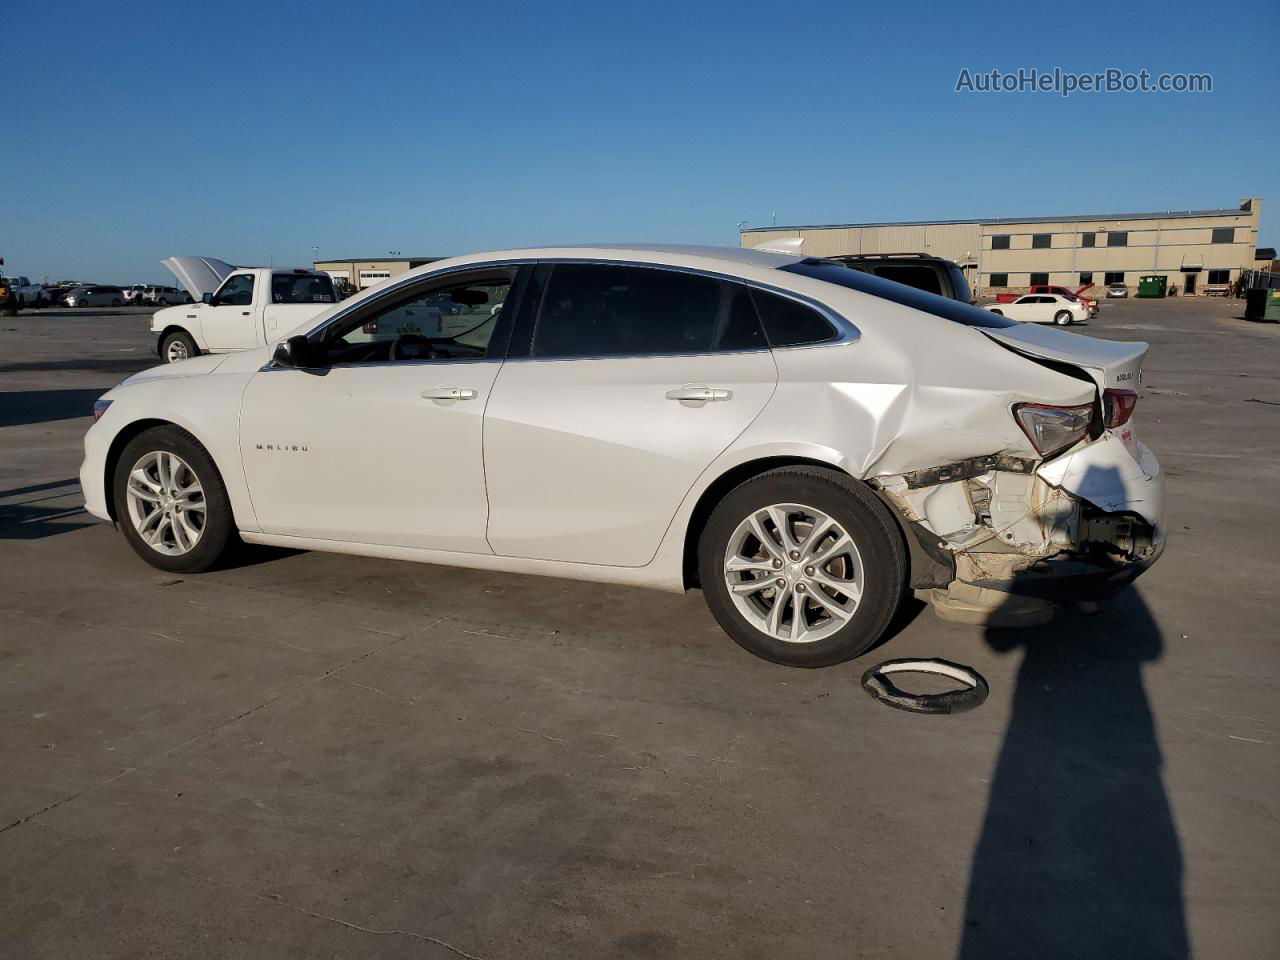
[
  {"xmin": 698, "ymin": 466, "xmax": 907, "ymax": 668},
  {"xmin": 158, "ymin": 297, "xmax": 169, "ymax": 305},
  {"xmin": 1054, "ymin": 311, "xmax": 1073, "ymax": 325},
  {"xmin": 113, "ymin": 426, "xmax": 236, "ymax": 573},
  {"xmin": 162, "ymin": 331, "xmax": 199, "ymax": 363}
]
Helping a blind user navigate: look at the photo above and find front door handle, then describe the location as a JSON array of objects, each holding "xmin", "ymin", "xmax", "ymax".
[
  {"xmin": 422, "ymin": 386, "xmax": 478, "ymax": 401},
  {"xmin": 665, "ymin": 385, "xmax": 732, "ymax": 402}
]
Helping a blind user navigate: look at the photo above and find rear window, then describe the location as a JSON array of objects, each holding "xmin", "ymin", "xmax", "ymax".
[
  {"xmin": 872, "ymin": 264, "xmax": 943, "ymax": 296},
  {"xmin": 781, "ymin": 261, "xmax": 1018, "ymax": 329},
  {"xmin": 272, "ymin": 273, "xmax": 336, "ymax": 304}
]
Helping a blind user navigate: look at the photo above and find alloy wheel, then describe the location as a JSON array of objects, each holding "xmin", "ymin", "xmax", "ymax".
[
  {"xmin": 166, "ymin": 339, "xmax": 189, "ymax": 362},
  {"xmin": 723, "ymin": 502, "xmax": 863, "ymax": 644},
  {"xmin": 125, "ymin": 451, "xmax": 206, "ymax": 555}
]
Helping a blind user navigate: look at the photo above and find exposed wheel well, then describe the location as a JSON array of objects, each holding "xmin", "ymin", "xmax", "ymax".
[
  {"xmin": 102, "ymin": 419, "xmax": 179, "ymax": 521},
  {"xmin": 157, "ymin": 326, "xmax": 198, "ymax": 355},
  {"xmin": 682, "ymin": 456, "xmax": 951, "ymax": 591},
  {"xmin": 683, "ymin": 457, "xmax": 865, "ymax": 589}
]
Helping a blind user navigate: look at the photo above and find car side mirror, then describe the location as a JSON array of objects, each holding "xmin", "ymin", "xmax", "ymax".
[
  {"xmin": 201, "ymin": 292, "xmax": 213, "ymax": 305},
  {"xmin": 273, "ymin": 335, "xmax": 322, "ymax": 369}
]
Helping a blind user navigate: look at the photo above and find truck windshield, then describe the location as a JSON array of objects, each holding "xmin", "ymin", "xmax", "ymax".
[
  {"xmin": 272, "ymin": 274, "xmax": 336, "ymax": 304},
  {"xmin": 781, "ymin": 260, "xmax": 1017, "ymax": 329}
]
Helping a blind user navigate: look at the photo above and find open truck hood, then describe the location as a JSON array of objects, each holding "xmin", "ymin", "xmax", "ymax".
[
  {"xmin": 980, "ymin": 324, "xmax": 1146, "ymax": 392},
  {"xmin": 161, "ymin": 256, "xmax": 236, "ymax": 300}
]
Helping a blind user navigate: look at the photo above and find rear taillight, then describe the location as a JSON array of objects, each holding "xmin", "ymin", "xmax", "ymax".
[
  {"xmin": 1103, "ymin": 388, "xmax": 1138, "ymax": 428},
  {"xmin": 1012, "ymin": 402, "xmax": 1093, "ymax": 458}
]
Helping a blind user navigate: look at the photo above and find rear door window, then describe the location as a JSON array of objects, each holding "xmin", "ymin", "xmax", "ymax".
[{"xmin": 530, "ymin": 264, "xmax": 763, "ymax": 358}]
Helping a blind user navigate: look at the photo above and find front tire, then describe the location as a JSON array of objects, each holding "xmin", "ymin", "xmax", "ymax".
[
  {"xmin": 77, "ymin": 299, "xmax": 88, "ymax": 308},
  {"xmin": 698, "ymin": 466, "xmax": 907, "ymax": 667},
  {"xmin": 161, "ymin": 330, "xmax": 198, "ymax": 363},
  {"xmin": 112, "ymin": 426, "xmax": 235, "ymax": 573},
  {"xmin": 1054, "ymin": 310, "xmax": 1073, "ymax": 325}
]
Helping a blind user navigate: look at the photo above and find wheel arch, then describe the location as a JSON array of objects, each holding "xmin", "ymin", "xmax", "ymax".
[
  {"xmin": 103, "ymin": 418, "xmax": 227, "ymax": 523},
  {"xmin": 156, "ymin": 325, "xmax": 200, "ymax": 358},
  {"xmin": 683, "ymin": 455, "xmax": 946, "ymax": 590}
]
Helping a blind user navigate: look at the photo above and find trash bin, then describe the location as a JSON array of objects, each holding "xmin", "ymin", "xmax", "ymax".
[
  {"xmin": 1244, "ymin": 288, "xmax": 1273, "ymax": 321},
  {"xmin": 1137, "ymin": 275, "xmax": 1168, "ymax": 298},
  {"xmin": 1266, "ymin": 289, "xmax": 1280, "ymax": 323}
]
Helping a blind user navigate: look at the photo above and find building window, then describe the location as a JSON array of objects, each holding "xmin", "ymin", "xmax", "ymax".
[
  {"xmin": 1104, "ymin": 271, "xmax": 1125, "ymax": 285},
  {"xmin": 1032, "ymin": 233, "xmax": 1051, "ymax": 249},
  {"xmin": 991, "ymin": 235, "xmax": 1010, "ymax": 250},
  {"xmin": 1082, "ymin": 233, "xmax": 1096, "ymax": 248},
  {"xmin": 1079, "ymin": 272, "xmax": 1093, "ymax": 285},
  {"xmin": 989, "ymin": 273, "xmax": 1009, "ymax": 287},
  {"xmin": 1030, "ymin": 272, "xmax": 1049, "ymax": 286},
  {"xmin": 1107, "ymin": 231, "xmax": 1128, "ymax": 247},
  {"xmin": 1208, "ymin": 269, "xmax": 1231, "ymax": 284},
  {"xmin": 1211, "ymin": 227, "xmax": 1234, "ymax": 244}
]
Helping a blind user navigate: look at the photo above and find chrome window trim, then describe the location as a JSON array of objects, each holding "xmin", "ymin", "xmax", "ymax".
[{"xmin": 299, "ymin": 257, "xmax": 861, "ymax": 359}]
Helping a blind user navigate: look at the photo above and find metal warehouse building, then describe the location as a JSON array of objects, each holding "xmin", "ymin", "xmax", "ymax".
[
  {"xmin": 313, "ymin": 256, "xmax": 444, "ymax": 290},
  {"xmin": 741, "ymin": 197, "xmax": 1264, "ymax": 297}
]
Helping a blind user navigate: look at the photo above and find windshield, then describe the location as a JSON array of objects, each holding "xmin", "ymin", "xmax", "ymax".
[
  {"xmin": 272, "ymin": 273, "xmax": 336, "ymax": 304},
  {"xmin": 780, "ymin": 260, "xmax": 1018, "ymax": 329}
]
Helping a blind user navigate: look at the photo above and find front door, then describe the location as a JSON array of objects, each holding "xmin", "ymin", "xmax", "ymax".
[
  {"xmin": 483, "ymin": 263, "xmax": 778, "ymax": 566},
  {"xmin": 202, "ymin": 272, "xmax": 259, "ymax": 351},
  {"xmin": 1183, "ymin": 273, "xmax": 1196, "ymax": 296},
  {"xmin": 237, "ymin": 267, "xmax": 520, "ymax": 552}
]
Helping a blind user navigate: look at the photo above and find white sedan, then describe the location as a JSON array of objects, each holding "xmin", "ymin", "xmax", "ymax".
[
  {"xmin": 984, "ymin": 293, "xmax": 1090, "ymax": 325},
  {"xmin": 81, "ymin": 245, "xmax": 1164, "ymax": 667}
]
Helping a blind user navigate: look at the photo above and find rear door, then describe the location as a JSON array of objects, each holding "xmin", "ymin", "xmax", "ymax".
[{"xmin": 483, "ymin": 262, "xmax": 777, "ymax": 566}]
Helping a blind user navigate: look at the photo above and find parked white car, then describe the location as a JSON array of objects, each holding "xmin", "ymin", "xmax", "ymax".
[
  {"xmin": 82, "ymin": 245, "xmax": 1163, "ymax": 666},
  {"xmin": 151, "ymin": 257, "xmax": 338, "ymax": 362},
  {"xmin": 983, "ymin": 293, "xmax": 1089, "ymax": 325},
  {"xmin": 122, "ymin": 284, "xmax": 149, "ymax": 304}
]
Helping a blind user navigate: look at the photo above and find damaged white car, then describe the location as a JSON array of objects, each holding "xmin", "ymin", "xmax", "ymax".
[{"xmin": 81, "ymin": 245, "xmax": 1163, "ymax": 667}]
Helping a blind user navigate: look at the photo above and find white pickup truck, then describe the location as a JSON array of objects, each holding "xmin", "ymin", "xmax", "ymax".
[
  {"xmin": 4, "ymin": 275, "xmax": 48, "ymax": 307},
  {"xmin": 151, "ymin": 257, "xmax": 339, "ymax": 363}
]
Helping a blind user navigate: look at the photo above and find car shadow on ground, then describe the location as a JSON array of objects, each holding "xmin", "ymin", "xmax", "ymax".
[
  {"xmin": 0, "ymin": 388, "xmax": 106, "ymax": 427},
  {"xmin": 957, "ymin": 584, "xmax": 1188, "ymax": 959},
  {"xmin": 0, "ymin": 478, "xmax": 92, "ymax": 540}
]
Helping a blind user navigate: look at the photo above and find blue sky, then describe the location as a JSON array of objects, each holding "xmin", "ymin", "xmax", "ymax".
[{"xmin": 4, "ymin": 0, "xmax": 1278, "ymax": 282}]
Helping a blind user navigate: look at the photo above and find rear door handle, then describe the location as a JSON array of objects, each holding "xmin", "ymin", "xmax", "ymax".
[
  {"xmin": 665, "ymin": 385, "xmax": 732, "ymax": 402},
  {"xmin": 422, "ymin": 386, "xmax": 478, "ymax": 401}
]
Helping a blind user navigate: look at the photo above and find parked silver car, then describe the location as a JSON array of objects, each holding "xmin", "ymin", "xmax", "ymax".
[
  {"xmin": 64, "ymin": 285, "xmax": 125, "ymax": 307},
  {"xmin": 1106, "ymin": 283, "xmax": 1129, "ymax": 298},
  {"xmin": 142, "ymin": 285, "xmax": 193, "ymax": 305}
]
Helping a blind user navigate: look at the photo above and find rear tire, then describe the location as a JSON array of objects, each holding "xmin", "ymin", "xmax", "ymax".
[
  {"xmin": 1054, "ymin": 310, "xmax": 1072, "ymax": 325},
  {"xmin": 112, "ymin": 425, "xmax": 236, "ymax": 573},
  {"xmin": 698, "ymin": 466, "xmax": 906, "ymax": 667},
  {"xmin": 111, "ymin": 298, "xmax": 122, "ymax": 307},
  {"xmin": 161, "ymin": 330, "xmax": 198, "ymax": 363}
]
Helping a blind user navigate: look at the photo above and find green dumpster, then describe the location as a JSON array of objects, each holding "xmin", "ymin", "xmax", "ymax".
[
  {"xmin": 1244, "ymin": 288, "xmax": 1280, "ymax": 322},
  {"xmin": 1137, "ymin": 274, "xmax": 1167, "ymax": 298},
  {"xmin": 1267, "ymin": 289, "xmax": 1280, "ymax": 323}
]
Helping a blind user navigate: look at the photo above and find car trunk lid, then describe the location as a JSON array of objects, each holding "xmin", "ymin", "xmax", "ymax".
[
  {"xmin": 979, "ymin": 324, "xmax": 1146, "ymax": 393},
  {"xmin": 162, "ymin": 256, "xmax": 237, "ymax": 300}
]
